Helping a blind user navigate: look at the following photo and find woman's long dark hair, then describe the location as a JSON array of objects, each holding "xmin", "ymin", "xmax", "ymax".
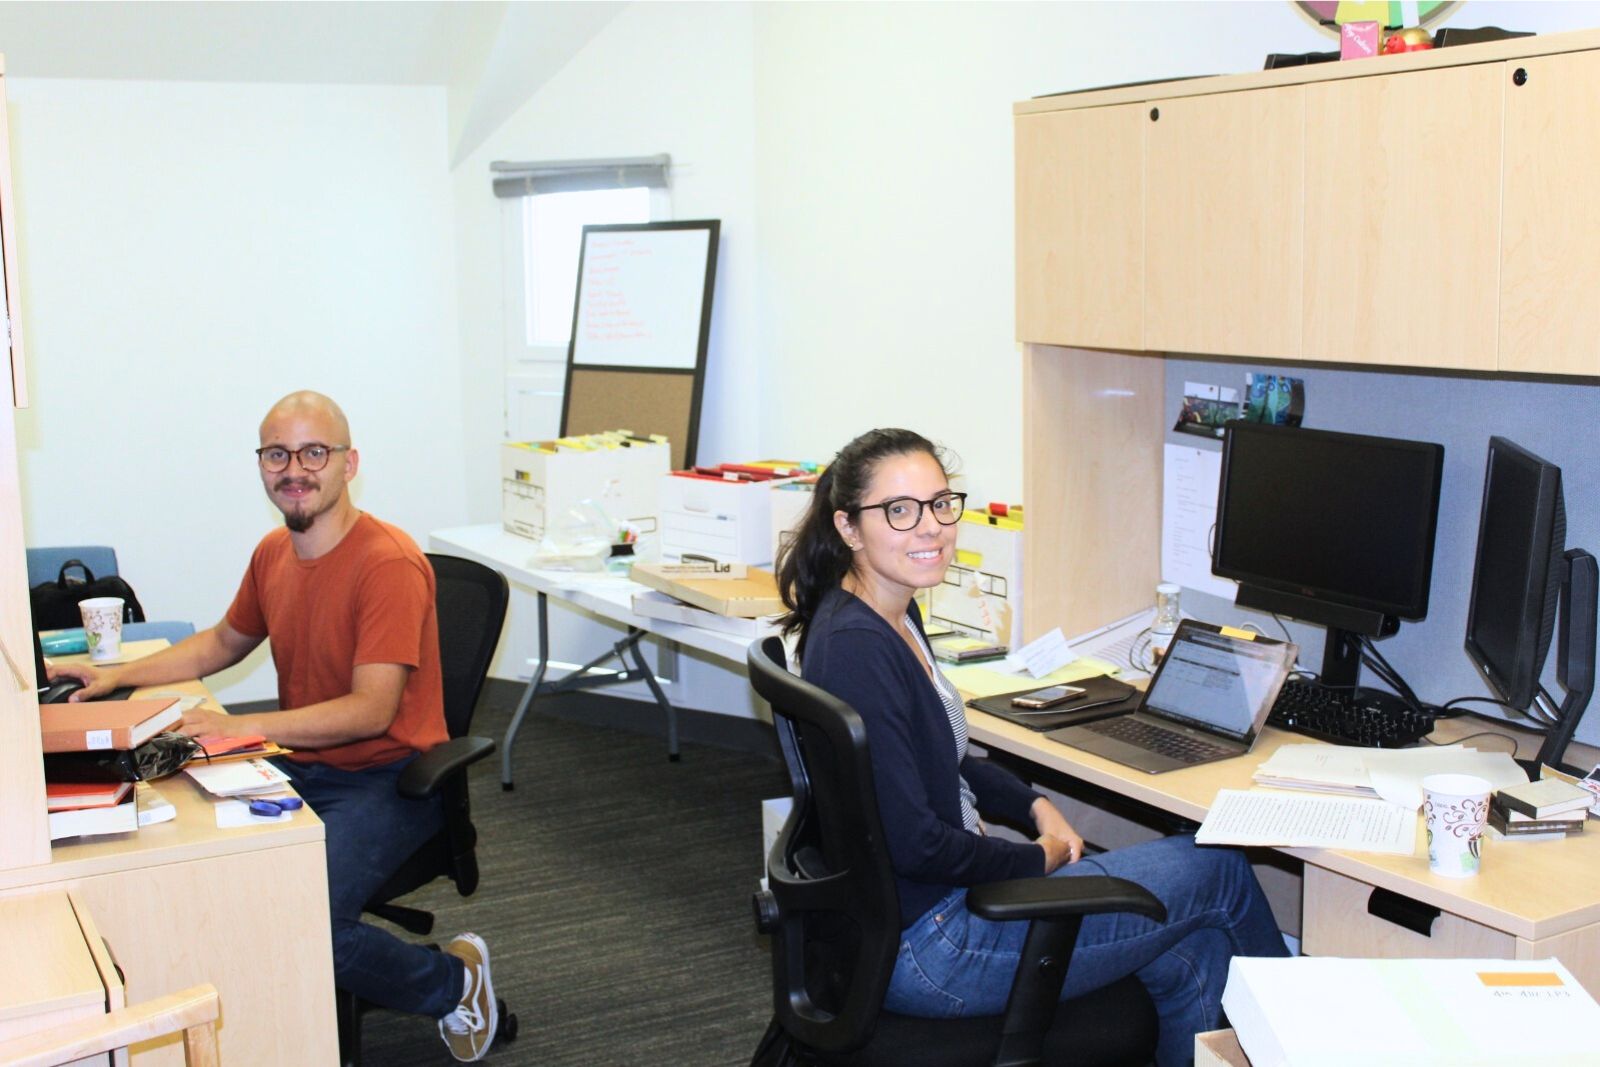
[{"xmin": 777, "ymin": 428, "xmax": 946, "ymax": 657}]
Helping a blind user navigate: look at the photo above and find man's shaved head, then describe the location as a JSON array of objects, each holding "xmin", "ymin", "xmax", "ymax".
[{"xmin": 260, "ymin": 390, "xmax": 351, "ymax": 446}]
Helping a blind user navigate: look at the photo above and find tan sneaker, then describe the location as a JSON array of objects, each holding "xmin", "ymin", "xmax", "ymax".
[{"xmin": 438, "ymin": 933, "xmax": 498, "ymax": 1062}]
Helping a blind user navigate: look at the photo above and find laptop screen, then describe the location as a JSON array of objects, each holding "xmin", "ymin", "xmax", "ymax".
[{"xmin": 1142, "ymin": 624, "xmax": 1295, "ymax": 741}]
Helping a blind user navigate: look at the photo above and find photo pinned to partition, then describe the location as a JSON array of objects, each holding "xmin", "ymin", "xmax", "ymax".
[
  {"xmin": 1243, "ymin": 373, "xmax": 1304, "ymax": 428},
  {"xmin": 1174, "ymin": 381, "xmax": 1240, "ymax": 439},
  {"xmin": 1174, "ymin": 374, "xmax": 1305, "ymax": 439}
]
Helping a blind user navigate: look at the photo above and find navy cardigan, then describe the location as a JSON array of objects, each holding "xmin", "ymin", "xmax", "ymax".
[{"xmin": 801, "ymin": 587, "xmax": 1046, "ymax": 928}]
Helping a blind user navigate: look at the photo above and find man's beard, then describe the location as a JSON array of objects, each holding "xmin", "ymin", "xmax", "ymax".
[{"xmin": 276, "ymin": 477, "xmax": 326, "ymax": 533}]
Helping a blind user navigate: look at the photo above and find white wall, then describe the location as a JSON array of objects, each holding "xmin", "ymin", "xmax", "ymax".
[{"xmin": 10, "ymin": 78, "xmax": 464, "ymax": 704}]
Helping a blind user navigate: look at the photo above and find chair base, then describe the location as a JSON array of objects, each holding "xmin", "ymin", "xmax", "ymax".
[{"xmin": 755, "ymin": 975, "xmax": 1157, "ymax": 1067}]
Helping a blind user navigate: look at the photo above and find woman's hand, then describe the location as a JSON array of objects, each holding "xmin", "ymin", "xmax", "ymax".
[{"xmin": 1032, "ymin": 796, "xmax": 1085, "ymax": 873}]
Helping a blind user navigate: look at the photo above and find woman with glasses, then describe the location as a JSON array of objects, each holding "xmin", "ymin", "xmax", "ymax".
[{"xmin": 776, "ymin": 428, "xmax": 1285, "ymax": 1067}]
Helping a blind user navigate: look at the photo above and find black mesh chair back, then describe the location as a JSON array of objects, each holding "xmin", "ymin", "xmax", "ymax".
[
  {"xmin": 748, "ymin": 636, "xmax": 901, "ymax": 1054},
  {"xmin": 428, "ymin": 552, "xmax": 510, "ymax": 740}
]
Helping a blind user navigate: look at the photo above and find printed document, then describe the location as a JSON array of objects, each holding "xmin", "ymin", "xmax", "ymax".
[{"xmin": 1195, "ymin": 789, "xmax": 1415, "ymax": 854}]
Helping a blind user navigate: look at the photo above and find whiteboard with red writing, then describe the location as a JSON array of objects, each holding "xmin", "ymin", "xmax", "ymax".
[{"xmin": 569, "ymin": 222, "xmax": 718, "ymax": 371}]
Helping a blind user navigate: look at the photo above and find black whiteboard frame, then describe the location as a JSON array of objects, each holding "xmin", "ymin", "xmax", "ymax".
[{"xmin": 560, "ymin": 219, "xmax": 720, "ymax": 469}]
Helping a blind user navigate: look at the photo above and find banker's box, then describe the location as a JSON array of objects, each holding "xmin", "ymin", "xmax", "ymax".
[
  {"xmin": 927, "ymin": 511, "xmax": 1023, "ymax": 648},
  {"xmin": 659, "ymin": 470, "xmax": 802, "ymax": 565},
  {"xmin": 501, "ymin": 439, "xmax": 669, "ymax": 542}
]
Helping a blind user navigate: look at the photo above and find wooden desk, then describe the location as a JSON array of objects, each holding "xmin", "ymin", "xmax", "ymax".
[
  {"xmin": 0, "ymin": 646, "xmax": 338, "ymax": 1065},
  {"xmin": 969, "ymin": 709, "xmax": 1600, "ymax": 998}
]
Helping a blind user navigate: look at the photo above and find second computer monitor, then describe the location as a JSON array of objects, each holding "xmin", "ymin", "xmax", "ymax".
[{"xmin": 1464, "ymin": 436, "xmax": 1566, "ymax": 711}]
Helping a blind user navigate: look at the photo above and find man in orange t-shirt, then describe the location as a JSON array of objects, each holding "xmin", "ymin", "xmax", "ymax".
[{"xmin": 52, "ymin": 391, "xmax": 500, "ymax": 1062}]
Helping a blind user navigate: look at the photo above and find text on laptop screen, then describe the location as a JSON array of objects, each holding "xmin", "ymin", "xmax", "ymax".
[{"xmin": 1143, "ymin": 630, "xmax": 1288, "ymax": 739}]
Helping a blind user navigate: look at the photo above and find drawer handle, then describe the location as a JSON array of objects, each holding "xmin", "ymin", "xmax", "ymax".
[{"xmin": 1367, "ymin": 887, "xmax": 1439, "ymax": 937}]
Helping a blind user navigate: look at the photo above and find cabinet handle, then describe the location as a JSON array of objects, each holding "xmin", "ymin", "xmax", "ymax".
[
  {"xmin": 1367, "ymin": 886, "xmax": 1440, "ymax": 937},
  {"xmin": 1513, "ymin": 67, "xmax": 1529, "ymax": 86},
  {"xmin": 1149, "ymin": 107, "xmax": 1160, "ymax": 122}
]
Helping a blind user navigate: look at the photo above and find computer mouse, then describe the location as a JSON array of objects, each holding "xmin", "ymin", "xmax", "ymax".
[{"xmin": 41, "ymin": 676, "xmax": 85, "ymax": 704}]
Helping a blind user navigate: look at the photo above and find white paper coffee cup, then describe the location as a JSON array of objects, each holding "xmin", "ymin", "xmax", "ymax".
[
  {"xmin": 79, "ymin": 596, "xmax": 125, "ymax": 663},
  {"xmin": 1422, "ymin": 773, "xmax": 1492, "ymax": 878}
]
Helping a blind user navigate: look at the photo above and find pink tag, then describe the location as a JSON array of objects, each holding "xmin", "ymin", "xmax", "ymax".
[{"xmin": 1341, "ymin": 21, "xmax": 1380, "ymax": 60}]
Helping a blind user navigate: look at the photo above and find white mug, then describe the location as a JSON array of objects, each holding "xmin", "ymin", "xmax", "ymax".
[
  {"xmin": 79, "ymin": 596, "xmax": 125, "ymax": 663},
  {"xmin": 1422, "ymin": 773, "xmax": 1492, "ymax": 878}
]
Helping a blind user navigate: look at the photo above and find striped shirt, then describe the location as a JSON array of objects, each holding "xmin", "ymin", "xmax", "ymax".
[{"xmin": 908, "ymin": 625, "xmax": 981, "ymax": 834}]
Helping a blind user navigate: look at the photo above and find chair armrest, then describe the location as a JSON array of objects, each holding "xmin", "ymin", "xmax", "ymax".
[
  {"xmin": 0, "ymin": 984, "xmax": 219, "ymax": 1067},
  {"xmin": 398, "ymin": 736, "xmax": 496, "ymax": 799},
  {"xmin": 967, "ymin": 874, "xmax": 1168, "ymax": 924}
]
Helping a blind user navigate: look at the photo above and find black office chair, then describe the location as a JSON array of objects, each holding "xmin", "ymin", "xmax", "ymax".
[
  {"xmin": 746, "ymin": 637, "xmax": 1167, "ymax": 1067},
  {"xmin": 337, "ymin": 553, "xmax": 516, "ymax": 1066}
]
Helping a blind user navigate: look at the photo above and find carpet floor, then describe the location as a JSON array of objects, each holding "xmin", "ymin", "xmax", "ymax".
[{"xmin": 353, "ymin": 684, "xmax": 788, "ymax": 1066}]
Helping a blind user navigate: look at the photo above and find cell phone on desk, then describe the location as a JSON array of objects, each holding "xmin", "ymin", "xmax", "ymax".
[{"xmin": 1011, "ymin": 684, "xmax": 1088, "ymax": 710}]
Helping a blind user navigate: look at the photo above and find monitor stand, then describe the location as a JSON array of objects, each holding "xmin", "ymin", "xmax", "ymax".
[
  {"xmin": 1530, "ymin": 548, "xmax": 1596, "ymax": 775},
  {"xmin": 1317, "ymin": 625, "xmax": 1418, "ymax": 719}
]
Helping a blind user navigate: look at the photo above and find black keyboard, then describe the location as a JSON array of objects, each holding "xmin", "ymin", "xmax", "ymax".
[
  {"xmin": 1082, "ymin": 717, "xmax": 1233, "ymax": 764},
  {"xmin": 1267, "ymin": 680, "xmax": 1434, "ymax": 748}
]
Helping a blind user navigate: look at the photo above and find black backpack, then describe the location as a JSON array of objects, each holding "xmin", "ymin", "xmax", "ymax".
[{"xmin": 29, "ymin": 560, "xmax": 147, "ymax": 631}]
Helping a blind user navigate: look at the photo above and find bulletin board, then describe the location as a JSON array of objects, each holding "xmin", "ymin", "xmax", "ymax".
[
  {"xmin": 563, "ymin": 368, "xmax": 698, "ymax": 471},
  {"xmin": 560, "ymin": 220, "xmax": 720, "ymax": 469}
]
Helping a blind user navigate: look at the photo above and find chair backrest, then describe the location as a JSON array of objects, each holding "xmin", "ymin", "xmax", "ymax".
[
  {"xmin": 747, "ymin": 636, "xmax": 902, "ymax": 1054},
  {"xmin": 26, "ymin": 546, "xmax": 119, "ymax": 588},
  {"xmin": 426, "ymin": 553, "xmax": 510, "ymax": 739}
]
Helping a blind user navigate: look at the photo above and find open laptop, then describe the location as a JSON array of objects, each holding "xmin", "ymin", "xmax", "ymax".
[
  {"xmin": 1046, "ymin": 620, "xmax": 1296, "ymax": 774},
  {"xmin": 33, "ymin": 629, "xmax": 136, "ymax": 704}
]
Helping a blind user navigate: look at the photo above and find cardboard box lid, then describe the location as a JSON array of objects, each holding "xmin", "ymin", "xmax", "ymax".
[{"xmin": 630, "ymin": 563, "xmax": 784, "ymax": 618}]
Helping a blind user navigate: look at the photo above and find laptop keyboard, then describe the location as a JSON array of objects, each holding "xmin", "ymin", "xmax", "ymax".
[{"xmin": 1082, "ymin": 716, "xmax": 1232, "ymax": 764}]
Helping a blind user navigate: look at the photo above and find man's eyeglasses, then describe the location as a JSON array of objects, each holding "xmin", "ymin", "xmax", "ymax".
[
  {"xmin": 853, "ymin": 492, "xmax": 967, "ymax": 532},
  {"xmin": 255, "ymin": 444, "xmax": 349, "ymax": 473}
]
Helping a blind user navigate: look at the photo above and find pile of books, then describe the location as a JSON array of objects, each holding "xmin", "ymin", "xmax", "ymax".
[{"xmin": 1489, "ymin": 777, "xmax": 1592, "ymax": 839}]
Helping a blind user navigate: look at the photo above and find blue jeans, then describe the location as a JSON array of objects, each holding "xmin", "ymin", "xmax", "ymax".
[
  {"xmin": 278, "ymin": 758, "xmax": 464, "ymax": 1018},
  {"xmin": 884, "ymin": 835, "xmax": 1288, "ymax": 1067}
]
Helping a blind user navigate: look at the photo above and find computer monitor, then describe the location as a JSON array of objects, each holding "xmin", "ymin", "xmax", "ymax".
[
  {"xmin": 1212, "ymin": 421, "xmax": 1444, "ymax": 701},
  {"xmin": 1464, "ymin": 436, "xmax": 1565, "ymax": 711}
]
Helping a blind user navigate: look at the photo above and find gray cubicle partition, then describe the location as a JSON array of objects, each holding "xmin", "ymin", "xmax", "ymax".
[{"xmin": 1162, "ymin": 357, "xmax": 1600, "ymax": 748}]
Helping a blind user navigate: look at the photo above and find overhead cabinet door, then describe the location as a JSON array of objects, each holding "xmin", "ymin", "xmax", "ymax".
[
  {"xmin": 1500, "ymin": 50, "xmax": 1600, "ymax": 376},
  {"xmin": 1302, "ymin": 64, "xmax": 1503, "ymax": 370},
  {"xmin": 1144, "ymin": 85, "xmax": 1304, "ymax": 359},
  {"xmin": 1015, "ymin": 104, "xmax": 1144, "ymax": 349}
]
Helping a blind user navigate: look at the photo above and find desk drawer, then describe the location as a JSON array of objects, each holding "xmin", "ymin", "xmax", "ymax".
[{"xmin": 1302, "ymin": 866, "xmax": 1514, "ymax": 959}]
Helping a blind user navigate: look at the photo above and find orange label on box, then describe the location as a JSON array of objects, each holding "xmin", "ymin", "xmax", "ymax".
[{"xmin": 1477, "ymin": 971, "xmax": 1564, "ymax": 987}]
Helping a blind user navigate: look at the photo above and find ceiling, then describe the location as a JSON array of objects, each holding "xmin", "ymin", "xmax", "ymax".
[{"xmin": 0, "ymin": 1, "xmax": 626, "ymax": 161}]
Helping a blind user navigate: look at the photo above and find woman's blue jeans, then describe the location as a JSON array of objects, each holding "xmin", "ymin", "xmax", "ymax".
[{"xmin": 884, "ymin": 835, "xmax": 1288, "ymax": 1067}]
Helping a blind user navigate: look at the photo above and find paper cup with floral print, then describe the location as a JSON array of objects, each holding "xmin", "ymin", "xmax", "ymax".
[
  {"xmin": 1422, "ymin": 773, "xmax": 1492, "ymax": 878},
  {"xmin": 78, "ymin": 597, "xmax": 125, "ymax": 663}
]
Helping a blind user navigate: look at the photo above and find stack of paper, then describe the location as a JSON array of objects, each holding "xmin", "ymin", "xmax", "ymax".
[
  {"xmin": 1195, "ymin": 789, "xmax": 1416, "ymax": 854},
  {"xmin": 1222, "ymin": 956, "xmax": 1600, "ymax": 1066},
  {"xmin": 1252, "ymin": 743, "xmax": 1528, "ymax": 808},
  {"xmin": 184, "ymin": 757, "xmax": 291, "ymax": 798}
]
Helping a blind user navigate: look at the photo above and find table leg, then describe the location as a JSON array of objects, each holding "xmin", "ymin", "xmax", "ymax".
[
  {"xmin": 625, "ymin": 629, "xmax": 680, "ymax": 761},
  {"xmin": 501, "ymin": 592, "xmax": 552, "ymax": 790}
]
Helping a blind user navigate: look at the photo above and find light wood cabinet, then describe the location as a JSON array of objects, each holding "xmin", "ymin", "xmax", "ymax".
[
  {"xmin": 1500, "ymin": 50, "xmax": 1600, "ymax": 375},
  {"xmin": 1302, "ymin": 63, "xmax": 1502, "ymax": 370},
  {"xmin": 1015, "ymin": 104, "xmax": 1144, "ymax": 349},
  {"xmin": 1145, "ymin": 86, "xmax": 1304, "ymax": 359},
  {"xmin": 0, "ymin": 56, "xmax": 48, "ymax": 874}
]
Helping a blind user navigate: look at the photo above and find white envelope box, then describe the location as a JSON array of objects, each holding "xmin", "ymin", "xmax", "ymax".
[
  {"xmin": 658, "ymin": 473, "xmax": 799, "ymax": 565},
  {"xmin": 769, "ymin": 481, "xmax": 816, "ymax": 566},
  {"xmin": 501, "ymin": 439, "xmax": 669, "ymax": 543},
  {"xmin": 927, "ymin": 513, "xmax": 1023, "ymax": 648}
]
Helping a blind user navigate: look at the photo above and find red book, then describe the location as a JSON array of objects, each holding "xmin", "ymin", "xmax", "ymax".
[
  {"xmin": 39, "ymin": 698, "xmax": 182, "ymax": 753},
  {"xmin": 45, "ymin": 779, "xmax": 134, "ymax": 811}
]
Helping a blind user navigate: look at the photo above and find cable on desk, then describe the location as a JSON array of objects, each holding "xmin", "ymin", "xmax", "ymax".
[{"xmin": 1420, "ymin": 730, "xmax": 1519, "ymax": 757}]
